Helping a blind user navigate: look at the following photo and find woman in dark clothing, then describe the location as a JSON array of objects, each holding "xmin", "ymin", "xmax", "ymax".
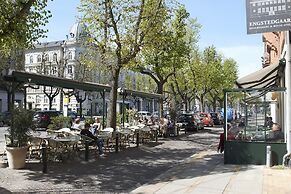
[{"xmin": 217, "ymin": 133, "xmax": 224, "ymax": 153}]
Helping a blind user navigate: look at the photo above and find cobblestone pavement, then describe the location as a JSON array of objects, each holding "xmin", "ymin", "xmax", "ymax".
[{"xmin": 0, "ymin": 127, "xmax": 222, "ymax": 193}]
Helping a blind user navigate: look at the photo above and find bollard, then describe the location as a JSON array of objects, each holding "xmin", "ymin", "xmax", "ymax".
[
  {"xmin": 115, "ymin": 133, "xmax": 119, "ymax": 153},
  {"xmin": 266, "ymin": 145, "xmax": 272, "ymax": 167},
  {"xmin": 85, "ymin": 141, "xmax": 89, "ymax": 161},
  {"xmin": 41, "ymin": 143, "xmax": 47, "ymax": 173},
  {"xmin": 136, "ymin": 131, "xmax": 139, "ymax": 147}
]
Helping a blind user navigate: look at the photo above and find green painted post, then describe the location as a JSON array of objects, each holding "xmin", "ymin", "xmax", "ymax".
[
  {"xmin": 136, "ymin": 131, "xmax": 139, "ymax": 147},
  {"xmin": 85, "ymin": 141, "xmax": 89, "ymax": 161},
  {"xmin": 42, "ymin": 143, "xmax": 47, "ymax": 173},
  {"xmin": 115, "ymin": 133, "xmax": 119, "ymax": 153}
]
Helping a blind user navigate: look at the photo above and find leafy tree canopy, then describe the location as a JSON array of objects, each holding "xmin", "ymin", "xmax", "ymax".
[{"xmin": 0, "ymin": 0, "xmax": 51, "ymax": 56}]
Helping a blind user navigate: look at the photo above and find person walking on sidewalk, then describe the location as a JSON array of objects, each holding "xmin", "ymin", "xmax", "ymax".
[{"xmin": 217, "ymin": 132, "xmax": 225, "ymax": 153}]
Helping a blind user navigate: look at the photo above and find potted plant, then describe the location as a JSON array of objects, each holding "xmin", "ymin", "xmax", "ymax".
[{"xmin": 5, "ymin": 108, "xmax": 35, "ymax": 169}]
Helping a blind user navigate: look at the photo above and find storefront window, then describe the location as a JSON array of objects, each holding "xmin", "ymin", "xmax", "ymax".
[{"xmin": 225, "ymin": 89, "xmax": 285, "ymax": 143}]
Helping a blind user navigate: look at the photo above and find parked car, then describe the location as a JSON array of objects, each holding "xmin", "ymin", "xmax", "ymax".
[
  {"xmin": 199, "ymin": 112, "xmax": 214, "ymax": 127},
  {"xmin": 210, "ymin": 112, "xmax": 222, "ymax": 125},
  {"xmin": 33, "ymin": 110, "xmax": 62, "ymax": 129},
  {"xmin": 0, "ymin": 111, "xmax": 12, "ymax": 127},
  {"xmin": 67, "ymin": 111, "xmax": 78, "ymax": 120},
  {"xmin": 177, "ymin": 113, "xmax": 204, "ymax": 131}
]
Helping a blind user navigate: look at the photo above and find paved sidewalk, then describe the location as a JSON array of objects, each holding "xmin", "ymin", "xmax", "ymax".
[
  {"xmin": 1, "ymin": 126, "xmax": 291, "ymax": 194},
  {"xmin": 131, "ymin": 151, "xmax": 291, "ymax": 194}
]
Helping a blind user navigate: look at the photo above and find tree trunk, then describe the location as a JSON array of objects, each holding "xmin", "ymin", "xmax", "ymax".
[
  {"xmin": 200, "ymin": 95, "xmax": 205, "ymax": 112},
  {"xmin": 49, "ymin": 98, "xmax": 53, "ymax": 110},
  {"xmin": 219, "ymin": 99, "xmax": 223, "ymax": 109},
  {"xmin": 107, "ymin": 67, "xmax": 120, "ymax": 130},
  {"xmin": 59, "ymin": 89, "xmax": 63, "ymax": 111},
  {"xmin": 7, "ymin": 90, "xmax": 12, "ymax": 112},
  {"xmin": 157, "ymin": 82, "xmax": 163, "ymax": 117}
]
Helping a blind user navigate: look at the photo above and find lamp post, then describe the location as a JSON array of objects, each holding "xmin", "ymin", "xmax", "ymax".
[
  {"xmin": 118, "ymin": 88, "xmax": 126, "ymax": 127},
  {"xmin": 87, "ymin": 92, "xmax": 94, "ymax": 118}
]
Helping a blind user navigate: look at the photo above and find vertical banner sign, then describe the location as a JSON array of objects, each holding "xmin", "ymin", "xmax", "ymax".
[{"xmin": 246, "ymin": 0, "xmax": 291, "ymax": 34}]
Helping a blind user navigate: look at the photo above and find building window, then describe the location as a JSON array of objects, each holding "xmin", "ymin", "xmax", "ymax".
[
  {"xmin": 68, "ymin": 52, "xmax": 73, "ymax": 60},
  {"xmin": 67, "ymin": 65, "xmax": 72, "ymax": 74},
  {"xmin": 44, "ymin": 68, "xmax": 49, "ymax": 75},
  {"xmin": 51, "ymin": 66, "xmax": 57, "ymax": 75},
  {"xmin": 30, "ymin": 56, "xmax": 33, "ymax": 63},
  {"xmin": 37, "ymin": 55, "xmax": 41, "ymax": 62},
  {"xmin": 53, "ymin": 53, "xmax": 57, "ymax": 61},
  {"xmin": 44, "ymin": 54, "xmax": 49, "ymax": 62},
  {"xmin": 36, "ymin": 96, "xmax": 41, "ymax": 104},
  {"xmin": 44, "ymin": 97, "xmax": 48, "ymax": 103}
]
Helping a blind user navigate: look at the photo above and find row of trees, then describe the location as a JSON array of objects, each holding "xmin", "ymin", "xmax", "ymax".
[
  {"xmin": 1, "ymin": 0, "xmax": 238, "ymax": 129},
  {"xmin": 79, "ymin": 0, "xmax": 238, "ymax": 127}
]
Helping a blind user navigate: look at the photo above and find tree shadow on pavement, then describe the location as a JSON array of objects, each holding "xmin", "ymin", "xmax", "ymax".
[
  {"xmin": 15, "ymin": 142, "xmax": 200, "ymax": 193},
  {"xmin": 147, "ymin": 152, "xmax": 260, "ymax": 185}
]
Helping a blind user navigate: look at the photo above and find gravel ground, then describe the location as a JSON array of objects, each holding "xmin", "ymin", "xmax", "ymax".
[{"xmin": 0, "ymin": 127, "xmax": 223, "ymax": 193}]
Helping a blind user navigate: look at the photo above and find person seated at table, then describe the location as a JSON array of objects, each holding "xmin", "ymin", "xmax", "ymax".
[
  {"xmin": 159, "ymin": 117, "xmax": 168, "ymax": 137},
  {"xmin": 266, "ymin": 116, "xmax": 274, "ymax": 129},
  {"xmin": 267, "ymin": 123, "xmax": 284, "ymax": 141},
  {"xmin": 140, "ymin": 117, "xmax": 148, "ymax": 125},
  {"xmin": 90, "ymin": 117, "xmax": 102, "ymax": 136},
  {"xmin": 147, "ymin": 116, "xmax": 155, "ymax": 126},
  {"xmin": 81, "ymin": 123, "xmax": 105, "ymax": 157},
  {"xmin": 71, "ymin": 118, "xmax": 83, "ymax": 131}
]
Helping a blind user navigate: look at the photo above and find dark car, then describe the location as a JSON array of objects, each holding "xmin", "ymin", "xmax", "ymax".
[
  {"xmin": 33, "ymin": 110, "xmax": 62, "ymax": 129},
  {"xmin": 210, "ymin": 112, "xmax": 222, "ymax": 125},
  {"xmin": 177, "ymin": 113, "xmax": 204, "ymax": 131},
  {"xmin": 0, "ymin": 111, "xmax": 12, "ymax": 127},
  {"xmin": 67, "ymin": 111, "xmax": 78, "ymax": 120}
]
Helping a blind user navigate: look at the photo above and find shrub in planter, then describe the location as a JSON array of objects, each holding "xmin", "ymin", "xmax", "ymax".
[
  {"xmin": 6, "ymin": 108, "xmax": 35, "ymax": 169},
  {"xmin": 6, "ymin": 108, "xmax": 35, "ymax": 147},
  {"xmin": 47, "ymin": 116, "xmax": 71, "ymax": 131}
]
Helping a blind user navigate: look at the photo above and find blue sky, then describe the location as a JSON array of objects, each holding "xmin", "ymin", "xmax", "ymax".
[{"xmin": 43, "ymin": 0, "xmax": 263, "ymax": 77}]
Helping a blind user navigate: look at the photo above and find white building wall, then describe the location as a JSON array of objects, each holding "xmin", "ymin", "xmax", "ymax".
[{"xmin": 0, "ymin": 90, "xmax": 24, "ymax": 112}]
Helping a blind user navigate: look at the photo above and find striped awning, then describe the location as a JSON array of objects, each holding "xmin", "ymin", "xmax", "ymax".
[{"xmin": 236, "ymin": 60, "xmax": 285, "ymax": 89}]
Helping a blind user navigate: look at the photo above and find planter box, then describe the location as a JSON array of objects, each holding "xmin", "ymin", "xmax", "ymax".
[{"xmin": 6, "ymin": 146, "xmax": 28, "ymax": 169}]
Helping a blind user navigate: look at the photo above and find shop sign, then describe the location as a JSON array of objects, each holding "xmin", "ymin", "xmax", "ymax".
[{"xmin": 246, "ymin": 0, "xmax": 291, "ymax": 34}]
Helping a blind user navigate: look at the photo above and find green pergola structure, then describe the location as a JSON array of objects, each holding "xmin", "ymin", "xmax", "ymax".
[
  {"xmin": 119, "ymin": 88, "xmax": 163, "ymax": 127},
  {"xmin": 4, "ymin": 70, "xmax": 162, "ymax": 128},
  {"xmin": 223, "ymin": 86, "xmax": 286, "ymax": 165}
]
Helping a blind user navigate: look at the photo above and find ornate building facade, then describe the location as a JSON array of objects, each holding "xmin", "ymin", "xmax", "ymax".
[{"xmin": 24, "ymin": 22, "xmax": 91, "ymax": 113}]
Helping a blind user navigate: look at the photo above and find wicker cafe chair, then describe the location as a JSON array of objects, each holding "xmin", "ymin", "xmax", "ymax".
[
  {"xmin": 99, "ymin": 128, "xmax": 114, "ymax": 152},
  {"xmin": 119, "ymin": 128, "xmax": 134, "ymax": 148},
  {"xmin": 28, "ymin": 136, "xmax": 43, "ymax": 160},
  {"xmin": 45, "ymin": 138, "xmax": 67, "ymax": 162}
]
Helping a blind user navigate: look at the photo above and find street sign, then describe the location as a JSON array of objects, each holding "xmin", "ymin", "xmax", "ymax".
[{"xmin": 246, "ymin": 0, "xmax": 291, "ymax": 34}]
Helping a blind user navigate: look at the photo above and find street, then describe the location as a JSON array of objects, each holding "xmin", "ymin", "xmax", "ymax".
[{"xmin": 0, "ymin": 126, "xmax": 223, "ymax": 193}]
